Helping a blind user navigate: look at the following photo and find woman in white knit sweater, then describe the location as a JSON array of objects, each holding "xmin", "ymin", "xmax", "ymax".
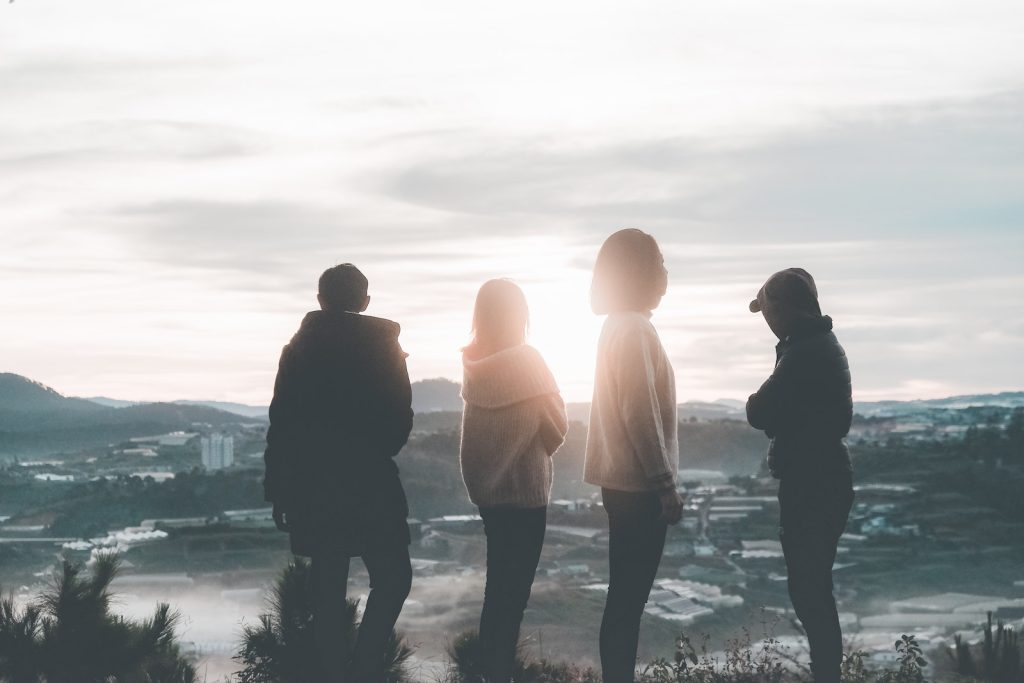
[
  {"xmin": 585, "ymin": 229, "xmax": 685, "ymax": 683},
  {"xmin": 459, "ymin": 278, "xmax": 568, "ymax": 683}
]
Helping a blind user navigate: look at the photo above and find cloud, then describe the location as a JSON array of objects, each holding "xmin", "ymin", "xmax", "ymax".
[
  {"xmin": 52, "ymin": 87, "xmax": 1019, "ymax": 402},
  {"xmin": 0, "ymin": 55, "xmax": 222, "ymax": 84},
  {"xmin": 97, "ymin": 200, "xmax": 383, "ymax": 291},
  {"xmin": 378, "ymin": 89, "xmax": 1024, "ymax": 241},
  {"xmin": 0, "ymin": 120, "xmax": 264, "ymax": 169}
]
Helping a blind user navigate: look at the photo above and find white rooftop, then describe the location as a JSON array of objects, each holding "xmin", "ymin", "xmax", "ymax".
[{"xmin": 892, "ymin": 593, "xmax": 1009, "ymax": 613}]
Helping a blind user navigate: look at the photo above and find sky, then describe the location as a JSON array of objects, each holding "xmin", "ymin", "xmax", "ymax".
[{"xmin": 1, "ymin": 1, "xmax": 1023, "ymax": 404}]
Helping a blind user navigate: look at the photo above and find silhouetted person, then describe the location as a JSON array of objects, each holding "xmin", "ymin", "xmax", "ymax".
[
  {"xmin": 459, "ymin": 279, "xmax": 568, "ymax": 683},
  {"xmin": 745, "ymin": 268, "xmax": 854, "ymax": 683},
  {"xmin": 264, "ymin": 264, "xmax": 413, "ymax": 682},
  {"xmin": 585, "ymin": 229, "xmax": 684, "ymax": 683}
]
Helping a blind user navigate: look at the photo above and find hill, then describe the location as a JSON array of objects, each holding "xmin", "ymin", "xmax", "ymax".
[
  {"xmin": 78, "ymin": 378, "xmax": 1024, "ymax": 424},
  {"xmin": 171, "ymin": 400, "xmax": 268, "ymax": 419},
  {"xmin": 0, "ymin": 373, "xmax": 110, "ymax": 430},
  {"xmin": 678, "ymin": 401, "xmax": 744, "ymax": 420},
  {"xmin": 79, "ymin": 378, "xmax": 465, "ymax": 418},
  {"xmin": 411, "ymin": 377, "xmax": 463, "ymax": 412},
  {"xmin": 854, "ymin": 392, "xmax": 1024, "ymax": 417},
  {"xmin": 0, "ymin": 374, "xmax": 254, "ymax": 459},
  {"xmin": 81, "ymin": 396, "xmax": 140, "ymax": 409}
]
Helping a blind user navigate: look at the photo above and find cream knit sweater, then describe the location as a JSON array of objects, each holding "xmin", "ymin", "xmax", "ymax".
[
  {"xmin": 584, "ymin": 312, "xmax": 678, "ymax": 492},
  {"xmin": 460, "ymin": 345, "xmax": 568, "ymax": 508}
]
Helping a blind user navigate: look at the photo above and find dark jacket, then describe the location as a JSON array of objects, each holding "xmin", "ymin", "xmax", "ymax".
[
  {"xmin": 746, "ymin": 315, "xmax": 853, "ymax": 481},
  {"xmin": 263, "ymin": 310, "xmax": 414, "ymax": 557}
]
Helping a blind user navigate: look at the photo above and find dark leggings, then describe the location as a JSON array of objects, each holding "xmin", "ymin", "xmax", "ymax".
[
  {"xmin": 779, "ymin": 475, "xmax": 854, "ymax": 683},
  {"xmin": 600, "ymin": 488, "xmax": 668, "ymax": 683},
  {"xmin": 311, "ymin": 544, "xmax": 412, "ymax": 682},
  {"xmin": 478, "ymin": 506, "xmax": 547, "ymax": 683}
]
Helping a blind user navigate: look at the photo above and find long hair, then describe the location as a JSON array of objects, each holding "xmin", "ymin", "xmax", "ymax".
[
  {"xmin": 465, "ymin": 279, "xmax": 529, "ymax": 359},
  {"xmin": 590, "ymin": 229, "xmax": 668, "ymax": 314}
]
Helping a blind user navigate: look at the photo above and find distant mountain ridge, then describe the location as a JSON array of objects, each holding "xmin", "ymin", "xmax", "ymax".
[
  {"xmin": 85, "ymin": 397, "xmax": 269, "ymax": 419},
  {"xmin": 410, "ymin": 377, "xmax": 463, "ymax": 412},
  {"xmin": 4, "ymin": 372, "xmax": 1022, "ymax": 460},
  {"xmin": 5, "ymin": 371, "xmax": 1022, "ymax": 524},
  {"xmin": 0, "ymin": 373, "xmax": 254, "ymax": 459},
  {"xmin": 14, "ymin": 372, "xmax": 1024, "ymax": 425},
  {"xmin": 854, "ymin": 392, "xmax": 1024, "ymax": 417},
  {"xmin": 0, "ymin": 374, "xmax": 109, "ymax": 419},
  {"xmin": 80, "ymin": 377, "xmax": 467, "ymax": 418}
]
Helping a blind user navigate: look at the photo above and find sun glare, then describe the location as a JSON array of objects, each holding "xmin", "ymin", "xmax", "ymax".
[{"xmin": 520, "ymin": 274, "xmax": 603, "ymax": 404}]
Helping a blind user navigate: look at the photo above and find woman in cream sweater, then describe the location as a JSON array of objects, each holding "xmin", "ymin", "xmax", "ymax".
[
  {"xmin": 459, "ymin": 278, "xmax": 568, "ymax": 683},
  {"xmin": 585, "ymin": 229, "xmax": 685, "ymax": 683}
]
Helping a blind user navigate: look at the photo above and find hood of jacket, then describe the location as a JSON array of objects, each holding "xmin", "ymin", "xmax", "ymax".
[
  {"xmin": 287, "ymin": 310, "xmax": 402, "ymax": 356},
  {"xmin": 462, "ymin": 344, "xmax": 559, "ymax": 409},
  {"xmin": 777, "ymin": 314, "xmax": 834, "ymax": 350}
]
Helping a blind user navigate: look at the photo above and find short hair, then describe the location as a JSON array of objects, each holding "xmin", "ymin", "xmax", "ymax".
[
  {"xmin": 590, "ymin": 229, "xmax": 668, "ymax": 314},
  {"xmin": 318, "ymin": 263, "xmax": 368, "ymax": 311}
]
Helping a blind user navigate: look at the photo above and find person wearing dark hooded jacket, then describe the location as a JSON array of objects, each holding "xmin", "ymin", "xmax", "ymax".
[
  {"xmin": 746, "ymin": 268, "xmax": 854, "ymax": 683},
  {"xmin": 264, "ymin": 263, "xmax": 413, "ymax": 683},
  {"xmin": 459, "ymin": 279, "xmax": 568, "ymax": 683}
]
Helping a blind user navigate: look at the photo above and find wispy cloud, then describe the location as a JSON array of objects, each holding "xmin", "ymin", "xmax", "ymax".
[
  {"xmin": 377, "ymin": 89, "xmax": 1024, "ymax": 239},
  {"xmin": 0, "ymin": 120, "xmax": 264, "ymax": 170}
]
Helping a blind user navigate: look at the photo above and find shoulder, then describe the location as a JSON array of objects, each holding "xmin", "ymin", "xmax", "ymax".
[
  {"xmin": 602, "ymin": 313, "xmax": 659, "ymax": 353},
  {"xmin": 789, "ymin": 330, "xmax": 845, "ymax": 358},
  {"xmin": 333, "ymin": 314, "xmax": 403, "ymax": 350},
  {"xmin": 357, "ymin": 316, "xmax": 408, "ymax": 362},
  {"xmin": 471, "ymin": 344, "xmax": 550, "ymax": 371},
  {"xmin": 603, "ymin": 312, "xmax": 656, "ymax": 337},
  {"xmin": 498, "ymin": 345, "xmax": 560, "ymax": 392},
  {"xmin": 357, "ymin": 314, "xmax": 402, "ymax": 340},
  {"xmin": 280, "ymin": 312, "xmax": 321, "ymax": 359},
  {"xmin": 520, "ymin": 344, "xmax": 552, "ymax": 370},
  {"xmin": 820, "ymin": 332, "xmax": 850, "ymax": 369},
  {"xmin": 522, "ymin": 345, "xmax": 559, "ymax": 388}
]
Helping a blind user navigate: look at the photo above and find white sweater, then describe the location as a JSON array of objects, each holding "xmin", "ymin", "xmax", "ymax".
[
  {"xmin": 584, "ymin": 312, "xmax": 678, "ymax": 492},
  {"xmin": 460, "ymin": 345, "xmax": 568, "ymax": 508}
]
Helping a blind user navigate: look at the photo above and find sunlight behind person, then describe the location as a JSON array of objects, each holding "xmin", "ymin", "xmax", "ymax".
[{"xmin": 519, "ymin": 273, "xmax": 602, "ymax": 403}]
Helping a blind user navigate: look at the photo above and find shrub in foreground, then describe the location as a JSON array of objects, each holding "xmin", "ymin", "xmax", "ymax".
[
  {"xmin": 0, "ymin": 555, "xmax": 196, "ymax": 683},
  {"xmin": 234, "ymin": 558, "xmax": 413, "ymax": 683},
  {"xmin": 948, "ymin": 613, "xmax": 1021, "ymax": 683},
  {"xmin": 439, "ymin": 630, "xmax": 600, "ymax": 682},
  {"xmin": 438, "ymin": 625, "xmax": 935, "ymax": 683}
]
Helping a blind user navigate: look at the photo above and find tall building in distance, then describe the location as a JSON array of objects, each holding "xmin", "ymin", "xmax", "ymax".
[{"xmin": 201, "ymin": 434, "xmax": 234, "ymax": 470}]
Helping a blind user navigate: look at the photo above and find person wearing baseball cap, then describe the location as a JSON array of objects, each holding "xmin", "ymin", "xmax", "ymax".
[{"xmin": 746, "ymin": 268, "xmax": 854, "ymax": 683}]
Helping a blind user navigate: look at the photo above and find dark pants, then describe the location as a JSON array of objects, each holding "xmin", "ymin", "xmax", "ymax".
[
  {"xmin": 478, "ymin": 506, "xmax": 547, "ymax": 683},
  {"xmin": 311, "ymin": 544, "xmax": 412, "ymax": 682},
  {"xmin": 600, "ymin": 488, "xmax": 668, "ymax": 683},
  {"xmin": 779, "ymin": 474, "xmax": 854, "ymax": 683}
]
